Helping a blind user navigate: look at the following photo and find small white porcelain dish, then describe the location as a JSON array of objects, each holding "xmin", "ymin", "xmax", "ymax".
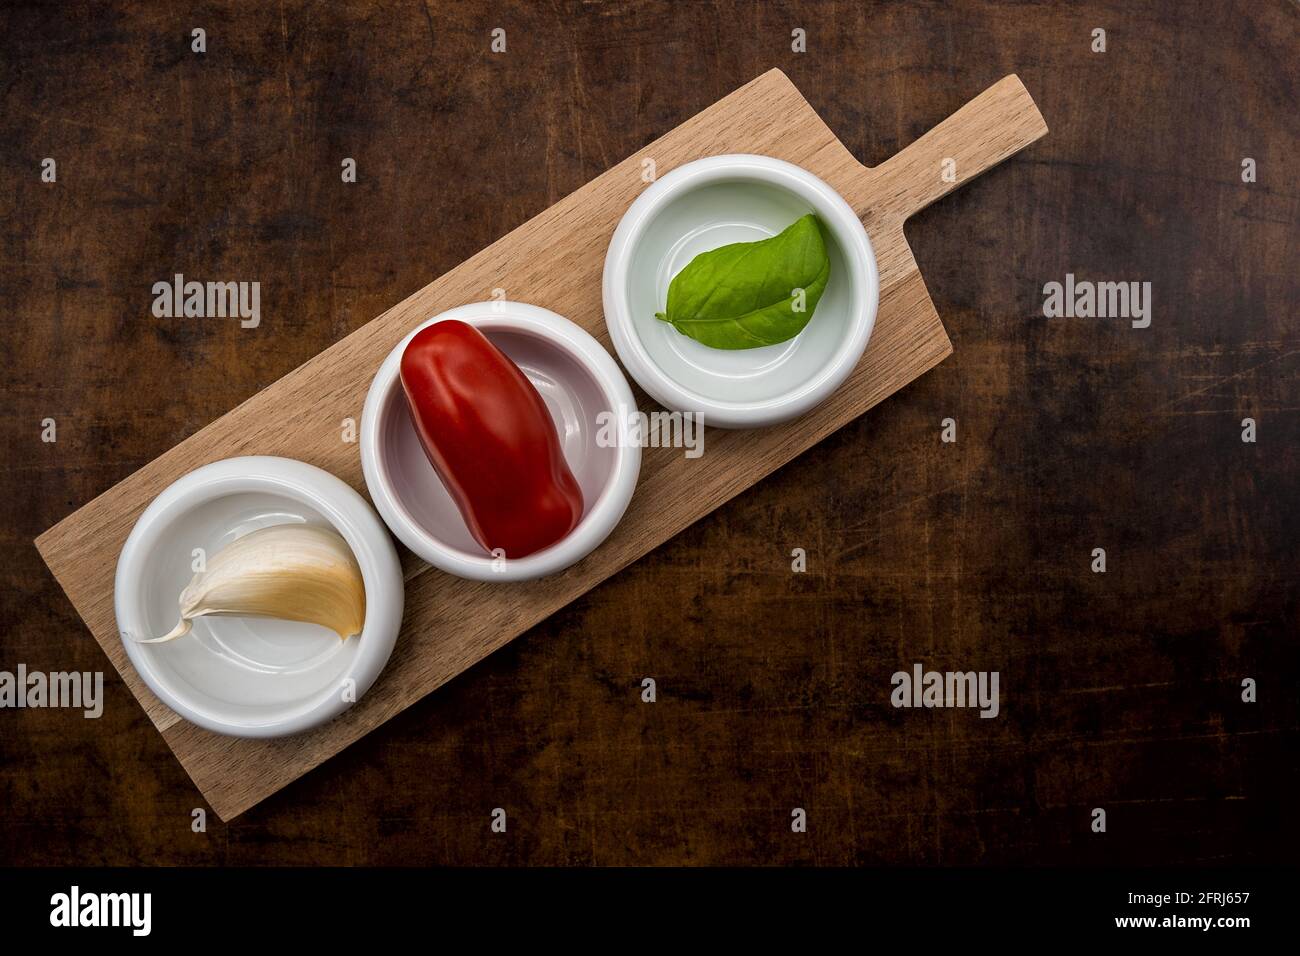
[
  {"xmin": 360, "ymin": 300, "xmax": 641, "ymax": 582},
  {"xmin": 603, "ymin": 154, "xmax": 879, "ymax": 429},
  {"xmin": 114, "ymin": 456, "xmax": 404, "ymax": 738}
]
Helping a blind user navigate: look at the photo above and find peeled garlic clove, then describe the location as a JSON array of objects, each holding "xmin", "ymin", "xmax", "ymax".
[{"xmin": 138, "ymin": 524, "xmax": 366, "ymax": 644}]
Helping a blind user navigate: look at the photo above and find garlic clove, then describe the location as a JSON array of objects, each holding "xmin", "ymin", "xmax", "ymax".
[{"xmin": 137, "ymin": 524, "xmax": 366, "ymax": 644}]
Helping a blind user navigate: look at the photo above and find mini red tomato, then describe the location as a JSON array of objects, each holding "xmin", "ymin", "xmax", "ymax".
[{"xmin": 399, "ymin": 320, "xmax": 584, "ymax": 559}]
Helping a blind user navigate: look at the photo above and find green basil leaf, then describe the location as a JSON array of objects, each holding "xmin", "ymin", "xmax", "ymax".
[{"xmin": 654, "ymin": 213, "xmax": 831, "ymax": 350}]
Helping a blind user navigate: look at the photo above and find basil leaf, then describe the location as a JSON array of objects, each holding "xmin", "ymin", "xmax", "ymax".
[{"xmin": 654, "ymin": 213, "xmax": 831, "ymax": 350}]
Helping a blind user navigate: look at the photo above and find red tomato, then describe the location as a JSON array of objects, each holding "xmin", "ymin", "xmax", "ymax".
[{"xmin": 399, "ymin": 320, "xmax": 584, "ymax": 559}]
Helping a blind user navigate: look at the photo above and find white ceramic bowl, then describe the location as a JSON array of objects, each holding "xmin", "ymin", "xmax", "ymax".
[
  {"xmin": 603, "ymin": 154, "xmax": 879, "ymax": 429},
  {"xmin": 114, "ymin": 456, "xmax": 404, "ymax": 738},
  {"xmin": 360, "ymin": 301, "xmax": 641, "ymax": 582}
]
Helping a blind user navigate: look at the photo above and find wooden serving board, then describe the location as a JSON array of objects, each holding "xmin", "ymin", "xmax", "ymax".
[{"xmin": 35, "ymin": 70, "xmax": 1047, "ymax": 820}]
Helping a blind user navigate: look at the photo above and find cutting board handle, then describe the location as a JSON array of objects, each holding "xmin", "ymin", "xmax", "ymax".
[{"xmin": 858, "ymin": 74, "xmax": 1048, "ymax": 224}]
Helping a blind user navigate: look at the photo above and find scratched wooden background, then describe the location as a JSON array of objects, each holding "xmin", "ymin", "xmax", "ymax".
[{"xmin": 2, "ymin": 0, "xmax": 1296, "ymax": 865}]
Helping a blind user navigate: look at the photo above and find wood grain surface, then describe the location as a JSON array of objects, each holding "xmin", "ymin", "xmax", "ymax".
[
  {"xmin": 32, "ymin": 67, "xmax": 1045, "ymax": 820},
  {"xmin": 3, "ymin": 0, "xmax": 1297, "ymax": 863}
]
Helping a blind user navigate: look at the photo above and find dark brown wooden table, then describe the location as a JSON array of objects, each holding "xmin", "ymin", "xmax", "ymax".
[{"xmin": 2, "ymin": 0, "xmax": 1295, "ymax": 865}]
